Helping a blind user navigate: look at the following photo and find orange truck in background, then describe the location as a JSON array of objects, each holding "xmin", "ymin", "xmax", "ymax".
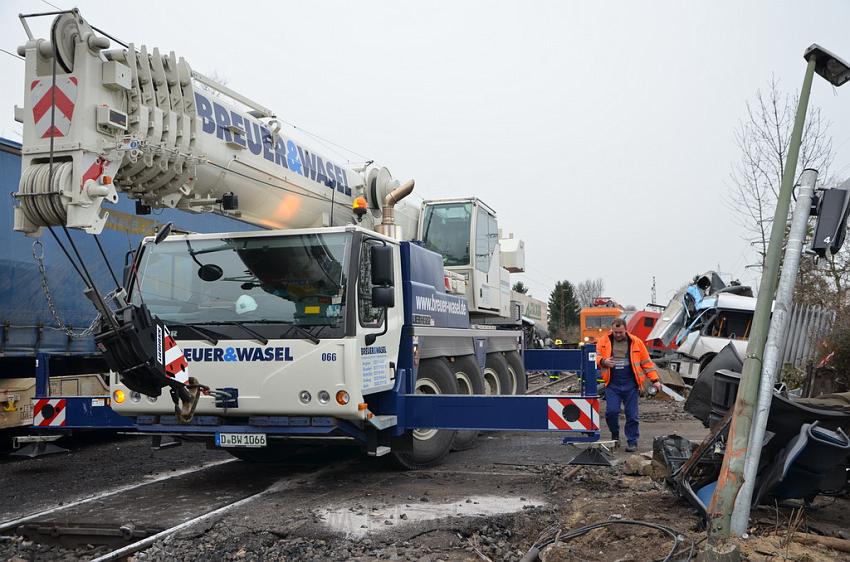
[{"xmin": 579, "ymin": 297, "xmax": 623, "ymax": 344}]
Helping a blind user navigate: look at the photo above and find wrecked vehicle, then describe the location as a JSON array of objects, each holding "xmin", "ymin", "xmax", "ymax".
[
  {"xmin": 649, "ymin": 271, "xmax": 831, "ymax": 383},
  {"xmin": 655, "ymin": 345, "xmax": 850, "ymax": 519},
  {"xmin": 648, "ymin": 272, "xmax": 754, "ymax": 381}
]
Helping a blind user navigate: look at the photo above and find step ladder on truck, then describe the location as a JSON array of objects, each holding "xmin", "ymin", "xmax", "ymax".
[{"xmin": 11, "ymin": 9, "xmax": 600, "ymax": 468}]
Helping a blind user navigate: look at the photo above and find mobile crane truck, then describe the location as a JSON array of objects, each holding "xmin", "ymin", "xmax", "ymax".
[{"xmin": 12, "ymin": 9, "xmax": 600, "ymax": 468}]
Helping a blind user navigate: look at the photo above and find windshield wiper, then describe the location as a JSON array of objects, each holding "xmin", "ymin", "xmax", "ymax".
[
  {"xmin": 246, "ymin": 319, "xmax": 323, "ymax": 345},
  {"xmin": 164, "ymin": 322, "xmax": 221, "ymax": 346},
  {"xmin": 195, "ymin": 321, "xmax": 269, "ymax": 346},
  {"xmin": 279, "ymin": 322, "xmax": 320, "ymax": 345}
]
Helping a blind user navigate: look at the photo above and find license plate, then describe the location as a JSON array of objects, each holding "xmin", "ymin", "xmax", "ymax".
[{"xmin": 215, "ymin": 432, "xmax": 267, "ymax": 448}]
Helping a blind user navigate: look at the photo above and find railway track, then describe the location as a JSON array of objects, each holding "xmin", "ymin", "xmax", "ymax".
[
  {"xmin": 0, "ymin": 447, "xmax": 357, "ymax": 561},
  {"xmin": 525, "ymin": 371, "xmax": 579, "ymax": 394}
]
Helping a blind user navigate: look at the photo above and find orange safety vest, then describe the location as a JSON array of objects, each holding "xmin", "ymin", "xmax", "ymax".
[{"xmin": 595, "ymin": 332, "xmax": 659, "ymax": 387}]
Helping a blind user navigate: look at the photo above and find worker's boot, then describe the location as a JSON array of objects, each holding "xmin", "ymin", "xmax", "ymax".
[
  {"xmin": 625, "ymin": 442, "xmax": 637, "ymax": 453},
  {"xmin": 611, "ymin": 433, "xmax": 621, "ymax": 448}
]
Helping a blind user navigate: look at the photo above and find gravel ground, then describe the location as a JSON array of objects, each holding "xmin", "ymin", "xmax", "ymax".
[{"xmin": 3, "ymin": 395, "xmax": 847, "ymax": 561}]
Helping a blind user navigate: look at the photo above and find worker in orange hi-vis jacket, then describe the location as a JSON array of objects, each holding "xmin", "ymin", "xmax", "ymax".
[{"xmin": 595, "ymin": 318, "xmax": 661, "ymax": 452}]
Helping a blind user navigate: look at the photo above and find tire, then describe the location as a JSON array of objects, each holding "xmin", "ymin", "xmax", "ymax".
[
  {"xmin": 392, "ymin": 357, "xmax": 458, "ymax": 469},
  {"xmin": 227, "ymin": 444, "xmax": 294, "ymax": 463},
  {"xmin": 505, "ymin": 351, "xmax": 527, "ymax": 395},
  {"xmin": 483, "ymin": 352, "xmax": 512, "ymax": 395},
  {"xmin": 450, "ymin": 355, "xmax": 485, "ymax": 451}
]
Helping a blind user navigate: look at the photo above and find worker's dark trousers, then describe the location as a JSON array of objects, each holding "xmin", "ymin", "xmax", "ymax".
[{"xmin": 605, "ymin": 366, "xmax": 640, "ymax": 444}]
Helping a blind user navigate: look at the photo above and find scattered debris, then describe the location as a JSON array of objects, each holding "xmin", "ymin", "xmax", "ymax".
[{"xmin": 621, "ymin": 455, "xmax": 650, "ymax": 476}]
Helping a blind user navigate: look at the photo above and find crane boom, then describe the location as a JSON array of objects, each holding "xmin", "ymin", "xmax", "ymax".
[{"xmin": 13, "ymin": 10, "xmax": 416, "ymax": 237}]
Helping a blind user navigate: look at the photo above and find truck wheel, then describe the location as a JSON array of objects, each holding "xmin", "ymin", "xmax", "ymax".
[
  {"xmin": 505, "ymin": 351, "xmax": 528, "ymax": 395},
  {"xmin": 450, "ymin": 355, "xmax": 485, "ymax": 451},
  {"xmin": 392, "ymin": 357, "xmax": 458, "ymax": 469},
  {"xmin": 484, "ymin": 353, "xmax": 512, "ymax": 395}
]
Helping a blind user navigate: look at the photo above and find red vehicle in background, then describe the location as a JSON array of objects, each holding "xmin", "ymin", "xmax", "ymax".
[{"xmin": 623, "ymin": 307, "xmax": 677, "ymax": 356}]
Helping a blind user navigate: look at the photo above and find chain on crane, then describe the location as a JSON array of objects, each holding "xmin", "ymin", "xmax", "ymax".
[{"xmin": 32, "ymin": 239, "xmax": 101, "ymax": 338}]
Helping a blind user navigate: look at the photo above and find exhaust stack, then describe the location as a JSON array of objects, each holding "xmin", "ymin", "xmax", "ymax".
[{"xmin": 376, "ymin": 179, "xmax": 414, "ymax": 239}]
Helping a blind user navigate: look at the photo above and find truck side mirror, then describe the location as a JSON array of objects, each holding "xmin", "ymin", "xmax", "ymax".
[
  {"xmin": 372, "ymin": 286, "xmax": 395, "ymax": 308},
  {"xmin": 154, "ymin": 222, "xmax": 172, "ymax": 244},
  {"xmin": 811, "ymin": 187, "xmax": 850, "ymax": 258},
  {"xmin": 371, "ymin": 245, "xmax": 394, "ymax": 286},
  {"xmin": 365, "ymin": 245, "xmax": 395, "ymax": 345}
]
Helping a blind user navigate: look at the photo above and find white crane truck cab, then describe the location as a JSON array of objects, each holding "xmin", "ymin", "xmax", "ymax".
[{"xmin": 112, "ymin": 225, "xmax": 406, "ymax": 423}]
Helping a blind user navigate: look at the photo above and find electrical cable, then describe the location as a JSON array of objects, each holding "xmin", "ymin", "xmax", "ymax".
[
  {"xmin": 0, "ymin": 48, "xmax": 24, "ymax": 61},
  {"xmin": 520, "ymin": 519, "xmax": 693, "ymax": 562},
  {"xmin": 277, "ymin": 119, "xmax": 372, "ymax": 163}
]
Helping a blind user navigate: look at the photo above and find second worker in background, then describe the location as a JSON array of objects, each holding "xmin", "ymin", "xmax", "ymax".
[{"xmin": 596, "ymin": 317, "xmax": 661, "ymax": 452}]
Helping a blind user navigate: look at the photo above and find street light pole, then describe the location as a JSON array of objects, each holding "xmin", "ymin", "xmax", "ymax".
[
  {"xmin": 705, "ymin": 44, "xmax": 850, "ymax": 558},
  {"xmin": 729, "ymin": 168, "xmax": 818, "ymax": 535},
  {"xmin": 705, "ymin": 53, "xmax": 817, "ymax": 548}
]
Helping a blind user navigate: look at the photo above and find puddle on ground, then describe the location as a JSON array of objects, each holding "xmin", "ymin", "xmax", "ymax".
[{"xmin": 318, "ymin": 495, "xmax": 544, "ymax": 537}]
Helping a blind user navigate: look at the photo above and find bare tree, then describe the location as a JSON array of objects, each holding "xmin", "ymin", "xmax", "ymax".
[
  {"xmin": 727, "ymin": 76, "xmax": 834, "ymax": 271},
  {"xmin": 575, "ymin": 278, "xmax": 605, "ymax": 308},
  {"xmin": 728, "ymin": 76, "xmax": 850, "ymax": 310},
  {"xmin": 796, "ymin": 235, "xmax": 850, "ymax": 310}
]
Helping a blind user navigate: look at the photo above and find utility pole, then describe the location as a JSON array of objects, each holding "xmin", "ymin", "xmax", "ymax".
[
  {"xmin": 651, "ymin": 276, "xmax": 657, "ymax": 305},
  {"xmin": 705, "ymin": 45, "xmax": 850, "ymax": 560}
]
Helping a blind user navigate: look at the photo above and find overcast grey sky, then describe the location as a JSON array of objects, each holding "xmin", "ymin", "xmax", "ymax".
[{"xmin": 2, "ymin": 1, "xmax": 850, "ymax": 308}]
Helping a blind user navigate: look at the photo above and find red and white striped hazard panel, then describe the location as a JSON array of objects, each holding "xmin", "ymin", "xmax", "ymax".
[
  {"xmin": 30, "ymin": 76, "xmax": 78, "ymax": 139},
  {"xmin": 33, "ymin": 398, "xmax": 67, "ymax": 427},
  {"xmin": 157, "ymin": 322, "xmax": 189, "ymax": 384},
  {"xmin": 547, "ymin": 397, "xmax": 599, "ymax": 431}
]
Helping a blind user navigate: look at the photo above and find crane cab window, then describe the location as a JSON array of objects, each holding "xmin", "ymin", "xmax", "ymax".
[
  {"xmin": 358, "ymin": 240, "xmax": 386, "ymax": 327},
  {"xmin": 475, "ymin": 207, "xmax": 498, "ymax": 273},
  {"xmin": 421, "ymin": 203, "xmax": 472, "ymax": 266}
]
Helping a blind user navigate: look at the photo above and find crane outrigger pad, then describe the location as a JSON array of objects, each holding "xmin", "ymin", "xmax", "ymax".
[{"xmin": 564, "ymin": 440, "xmax": 617, "ymax": 466}]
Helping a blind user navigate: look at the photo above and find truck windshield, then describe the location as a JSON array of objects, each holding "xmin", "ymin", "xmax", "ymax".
[
  {"xmin": 421, "ymin": 203, "xmax": 472, "ymax": 266},
  {"xmin": 584, "ymin": 315, "xmax": 620, "ymax": 329},
  {"xmin": 131, "ymin": 233, "xmax": 351, "ymax": 335}
]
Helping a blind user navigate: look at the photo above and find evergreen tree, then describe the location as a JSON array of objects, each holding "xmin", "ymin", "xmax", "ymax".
[
  {"xmin": 548, "ymin": 280, "xmax": 580, "ymax": 338},
  {"xmin": 512, "ymin": 281, "xmax": 529, "ymax": 294}
]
